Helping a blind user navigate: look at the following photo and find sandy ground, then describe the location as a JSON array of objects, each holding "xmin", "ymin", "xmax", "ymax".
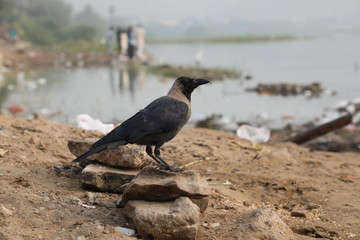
[{"xmin": 0, "ymin": 114, "xmax": 360, "ymax": 239}]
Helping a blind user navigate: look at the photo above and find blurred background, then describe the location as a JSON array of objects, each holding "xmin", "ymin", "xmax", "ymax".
[{"xmin": 1, "ymin": 0, "xmax": 360, "ymax": 131}]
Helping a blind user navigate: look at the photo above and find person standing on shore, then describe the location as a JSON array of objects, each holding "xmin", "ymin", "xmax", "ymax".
[
  {"xmin": 8, "ymin": 28, "xmax": 17, "ymax": 45},
  {"xmin": 116, "ymin": 26, "xmax": 122, "ymax": 55},
  {"xmin": 134, "ymin": 24, "xmax": 145, "ymax": 60},
  {"xmin": 120, "ymin": 28, "xmax": 128, "ymax": 56},
  {"xmin": 106, "ymin": 26, "xmax": 115, "ymax": 56},
  {"xmin": 127, "ymin": 26, "xmax": 136, "ymax": 60}
]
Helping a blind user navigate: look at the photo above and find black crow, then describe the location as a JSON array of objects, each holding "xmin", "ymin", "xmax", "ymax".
[{"xmin": 73, "ymin": 76, "xmax": 210, "ymax": 171}]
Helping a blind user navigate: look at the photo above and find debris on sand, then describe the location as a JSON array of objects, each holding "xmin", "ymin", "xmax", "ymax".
[{"xmin": 246, "ymin": 82, "xmax": 326, "ymax": 97}]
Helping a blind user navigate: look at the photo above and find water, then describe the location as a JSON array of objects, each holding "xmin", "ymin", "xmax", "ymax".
[{"xmin": 1, "ymin": 32, "xmax": 359, "ymax": 128}]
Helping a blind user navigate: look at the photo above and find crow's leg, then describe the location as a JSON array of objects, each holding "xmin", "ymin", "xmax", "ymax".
[
  {"xmin": 154, "ymin": 146, "xmax": 182, "ymax": 172},
  {"xmin": 145, "ymin": 146, "xmax": 164, "ymax": 166}
]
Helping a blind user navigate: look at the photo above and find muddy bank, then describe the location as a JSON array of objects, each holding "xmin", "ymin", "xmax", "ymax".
[{"xmin": 0, "ymin": 113, "xmax": 359, "ymax": 239}]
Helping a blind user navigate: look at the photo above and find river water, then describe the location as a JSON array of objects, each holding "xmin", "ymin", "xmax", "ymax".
[{"xmin": 1, "ymin": 32, "xmax": 359, "ymax": 128}]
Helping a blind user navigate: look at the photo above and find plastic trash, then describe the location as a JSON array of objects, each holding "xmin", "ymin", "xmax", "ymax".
[
  {"xmin": 223, "ymin": 180, "xmax": 233, "ymax": 186},
  {"xmin": 7, "ymin": 104, "xmax": 24, "ymax": 114},
  {"xmin": 72, "ymin": 197, "xmax": 95, "ymax": 209},
  {"xmin": 115, "ymin": 227, "xmax": 136, "ymax": 237},
  {"xmin": 76, "ymin": 114, "xmax": 114, "ymax": 134},
  {"xmin": 236, "ymin": 124, "xmax": 270, "ymax": 143},
  {"xmin": 37, "ymin": 78, "xmax": 47, "ymax": 85}
]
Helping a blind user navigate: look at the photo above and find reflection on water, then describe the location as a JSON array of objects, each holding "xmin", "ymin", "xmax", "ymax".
[
  {"xmin": 1, "ymin": 33, "xmax": 360, "ymax": 128},
  {"xmin": 0, "ymin": 64, "xmax": 176, "ymax": 124}
]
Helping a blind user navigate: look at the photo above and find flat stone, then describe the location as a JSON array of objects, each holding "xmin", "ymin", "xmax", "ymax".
[
  {"xmin": 123, "ymin": 197, "xmax": 200, "ymax": 240},
  {"xmin": 119, "ymin": 165, "xmax": 211, "ymax": 212},
  {"xmin": 81, "ymin": 164, "xmax": 138, "ymax": 193},
  {"xmin": 68, "ymin": 139, "xmax": 152, "ymax": 169},
  {"xmin": 237, "ymin": 207, "xmax": 295, "ymax": 240}
]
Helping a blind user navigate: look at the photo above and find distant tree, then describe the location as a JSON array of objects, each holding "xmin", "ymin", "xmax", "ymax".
[
  {"xmin": 63, "ymin": 25, "xmax": 98, "ymax": 42},
  {"xmin": 21, "ymin": 0, "xmax": 71, "ymax": 25},
  {"xmin": 73, "ymin": 4, "xmax": 106, "ymax": 32},
  {"xmin": 0, "ymin": 0, "xmax": 103, "ymax": 47},
  {"xmin": 0, "ymin": 0, "xmax": 17, "ymax": 22}
]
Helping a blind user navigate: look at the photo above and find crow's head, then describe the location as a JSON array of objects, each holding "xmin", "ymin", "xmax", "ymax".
[{"xmin": 174, "ymin": 76, "xmax": 210, "ymax": 100}]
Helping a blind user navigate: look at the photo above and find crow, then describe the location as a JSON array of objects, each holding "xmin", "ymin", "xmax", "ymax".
[{"xmin": 73, "ymin": 76, "xmax": 210, "ymax": 171}]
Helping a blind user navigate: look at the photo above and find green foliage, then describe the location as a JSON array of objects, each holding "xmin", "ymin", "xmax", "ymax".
[
  {"xmin": 0, "ymin": 0, "xmax": 104, "ymax": 48},
  {"xmin": 63, "ymin": 25, "xmax": 99, "ymax": 42},
  {"xmin": 148, "ymin": 35, "xmax": 297, "ymax": 44},
  {"xmin": 0, "ymin": 0, "xmax": 17, "ymax": 22},
  {"xmin": 73, "ymin": 4, "xmax": 106, "ymax": 32},
  {"xmin": 148, "ymin": 64, "xmax": 240, "ymax": 80},
  {"xmin": 60, "ymin": 40, "xmax": 106, "ymax": 53},
  {"xmin": 18, "ymin": 16, "xmax": 57, "ymax": 45},
  {"xmin": 22, "ymin": 0, "xmax": 71, "ymax": 25}
]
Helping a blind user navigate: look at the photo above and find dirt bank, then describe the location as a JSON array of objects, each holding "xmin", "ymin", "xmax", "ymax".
[{"xmin": 0, "ymin": 114, "xmax": 359, "ymax": 239}]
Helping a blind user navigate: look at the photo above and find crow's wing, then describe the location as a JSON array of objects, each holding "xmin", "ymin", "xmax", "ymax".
[{"xmin": 91, "ymin": 96, "xmax": 189, "ymax": 148}]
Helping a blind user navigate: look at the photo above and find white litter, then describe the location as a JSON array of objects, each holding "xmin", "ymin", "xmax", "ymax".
[
  {"xmin": 76, "ymin": 114, "xmax": 114, "ymax": 134},
  {"xmin": 115, "ymin": 227, "xmax": 136, "ymax": 236},
  {"xmin": 236, "ymin": 124, "xmax": 270, "ymax": 143},
  {"xmin": 223, "ymin": 180, "xmax": 233, "ymax": 186}
]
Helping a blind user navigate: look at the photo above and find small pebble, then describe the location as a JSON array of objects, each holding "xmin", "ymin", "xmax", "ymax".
[
  {"xmin": 210, "ymin": 222, "xmax": 220, "ymax": 228},
  {"xmin": 291, "ymin": 211, "xmax": 306, "ymax": 218},
  {"xmin": 229, "ymin": 185, "xmax": 237, "ymax": 191},
  {"xmin": 0, "ymin": 204, "xmax": 13, "ymax": 216}
]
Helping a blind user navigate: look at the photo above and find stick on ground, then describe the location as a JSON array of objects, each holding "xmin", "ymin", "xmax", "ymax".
[{"xmin": 286, "ymin": 114, "xmax": 353, "ymax": 145}]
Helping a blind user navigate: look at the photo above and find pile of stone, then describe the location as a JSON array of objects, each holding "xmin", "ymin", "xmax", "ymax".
[
  {"xmin": 68, "ymin": 138, "xmax": 152, "ymax": 193},
  {"xmin": 119, "ymin": 166, "xmax": 211, "ymax": 240},
  {"xmin": 68, "ymin": 139, "xmax": 212, "ymax": 240}
]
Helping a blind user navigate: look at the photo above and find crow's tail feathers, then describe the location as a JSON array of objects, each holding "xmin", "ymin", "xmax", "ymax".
[{"xmin": 72, "ymin": 140, "xmax": 127, "ymax": 163}]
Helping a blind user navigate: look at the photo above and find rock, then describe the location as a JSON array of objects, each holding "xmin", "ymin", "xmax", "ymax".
[
  {"xmin": 81, "ymin": 164, "xmax": 138, "ymax": 193},
  {"xmin": 0, "ymin": 149, "xmax": 8, "ymax": 157},
  {"xmin": 0, "ymin": 205, "xmax": 13, "ymax": 217},
  {"xmin": 29, "ymin": 136, "xmax": 40, "ymax": 145},
  {"xmin": 96, "ymin": 199, "xmax": 116, "ymax": 208},
  {"xmin": 0, "ymin": 205, "xmax": 13, "ymax": 227},
  {"xmin": 114, "ymin": 227, "xmax": 136, "ymax": 237},
  {"xmin": 85, "ymin": 192, "xmax": 97, "ymax": 204},
  {"xmin": 119, "ymin": 165, "xmax": 211, "ymax": 212},
  {"xmin": 68, "ymin": 139, "xmax": 151, "ymax": 168},
  {"xmin": 291, "ymin": 210, "xmax": 307, "ymax": 218},
  {"xmin": 123, "ymin": 197, "xmax": 200, "ymax": 240},
  {"xmin": 237, "ymin": 207, "xmax": 295, "ymax": 240},
  {"xmin": 210, "ymin": 222, "xmax": 220, "ymax": 228}
]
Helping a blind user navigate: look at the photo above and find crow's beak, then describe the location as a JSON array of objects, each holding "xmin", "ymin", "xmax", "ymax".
[{"xmin": 194, "ymin": 78, "xmax": 211, "ymax": 87}]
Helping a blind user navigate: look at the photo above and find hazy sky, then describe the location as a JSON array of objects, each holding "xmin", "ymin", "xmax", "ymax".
[{"xmin": 62, "ymin": 0, "xmax": 360, "ymax": 23}]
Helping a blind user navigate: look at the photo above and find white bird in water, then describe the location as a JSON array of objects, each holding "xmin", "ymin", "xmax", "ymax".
[{"xmin": 194, "ymin": 47, "xmax": 204, "ymax": 66}]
